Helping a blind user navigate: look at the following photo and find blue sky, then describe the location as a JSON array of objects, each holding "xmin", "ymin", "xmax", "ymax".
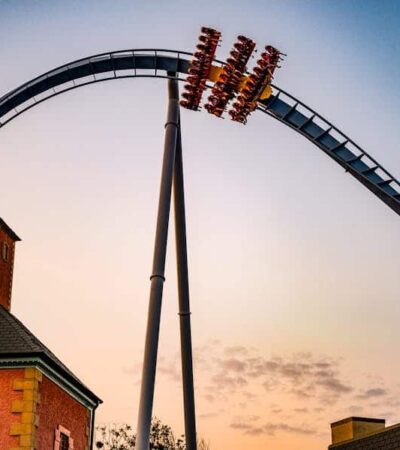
[{"xmin": 0, "ymin": 2, "xmax": 399, "ymax": 450}]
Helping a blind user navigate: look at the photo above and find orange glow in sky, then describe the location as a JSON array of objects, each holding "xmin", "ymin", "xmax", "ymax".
[{"xmin": 1, "ymin": 2, "xmax": 400, "ymax": 450}]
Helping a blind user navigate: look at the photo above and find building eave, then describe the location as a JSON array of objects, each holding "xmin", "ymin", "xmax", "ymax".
[{"xmin": 0, "ymin": 354, "xmax": 102, "ymax": 408}]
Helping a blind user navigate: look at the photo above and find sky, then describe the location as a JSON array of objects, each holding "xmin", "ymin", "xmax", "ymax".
[{"xmin": 1, "ymin": 1, "xmax": 400, "ymax": 449}]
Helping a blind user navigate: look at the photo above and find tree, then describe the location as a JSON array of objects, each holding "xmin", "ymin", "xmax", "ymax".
[
  {"xmin": 95, "ymin": 418, "xmax": 186, "ymax": 450},
  {"xmin": 197, "ymin": 438, "xmax": 211, "ymax": 450}
]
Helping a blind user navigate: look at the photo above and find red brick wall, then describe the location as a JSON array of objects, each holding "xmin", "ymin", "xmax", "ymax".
[
  {"xmin": 0, "ymin": 228, "xmax": 16, "ymax": 311},
  {"xmin": 36, "ymin": 375, "xmax": 90, "ymax": 450},
  {"xmin": 0, "ymin": 368, "xmax": 24, "ymax": 449}
]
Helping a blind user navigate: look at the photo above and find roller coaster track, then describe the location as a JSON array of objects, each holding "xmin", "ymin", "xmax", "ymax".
[{"xmin": 0, "ymin": 48, "xmax": 399, "ymax": 216}]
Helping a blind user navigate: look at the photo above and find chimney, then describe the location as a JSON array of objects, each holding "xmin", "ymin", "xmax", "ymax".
[
  {"xmin": 0, "ymin": 218, "xmax": 21, "ymax": 311},
  {"xmin": 331, "ymin": 417, "xmax": 385, "ymax": 445}
]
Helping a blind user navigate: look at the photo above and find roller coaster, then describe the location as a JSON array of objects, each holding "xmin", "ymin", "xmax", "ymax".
[
  {"xmin": 1, "ymin": 48, "xmax": 399, "ymax": 215},
  {"xmin": 1, "ymin": 29, "xmax": 399, "ymax": 450}
]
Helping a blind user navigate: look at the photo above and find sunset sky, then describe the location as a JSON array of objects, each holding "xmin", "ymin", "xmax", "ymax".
[{"xmin": 1, "ymin": 1, "xmax": 400, "ymax": 449}]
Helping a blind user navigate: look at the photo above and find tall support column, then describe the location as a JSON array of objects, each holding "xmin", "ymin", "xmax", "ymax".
[
  {"xmin": 136, "ymin": 77, "xmax": 180, "ymax": 450},
  {"xmin": 173, "ymin": 124, "xmax": 197, "ymax": 450}
]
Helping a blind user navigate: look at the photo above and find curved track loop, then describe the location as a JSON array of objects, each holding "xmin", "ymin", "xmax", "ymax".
[{"xmin": 0, "ymin": 48, "xmax": 399, "ymax": 216}]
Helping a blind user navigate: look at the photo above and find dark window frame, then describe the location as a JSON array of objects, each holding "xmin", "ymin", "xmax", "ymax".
[
  {"xmin": 1, "ymin": 242, "xmax": 9, "ymax": 261},
  {"xmin": 59, "ymin": 433, "xmax": 69, "ymax": 450}
]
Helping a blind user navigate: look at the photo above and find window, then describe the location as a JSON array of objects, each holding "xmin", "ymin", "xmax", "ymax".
[
  {"xmin": 1, "ymin": 242, "xmax": 9, "ymax": 262},
  {"xmin": 54, "ymin": 425, "xmax": 74, "ymax": 450},
  {"xmin": 60, "ymin": 433, "xmax": 69, "ymax": 450}
]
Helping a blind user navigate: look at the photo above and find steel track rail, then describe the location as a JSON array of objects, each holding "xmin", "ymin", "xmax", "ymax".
[{"xmin": 0, "ymin": 48, "xmax": 399, "ymax": 216}]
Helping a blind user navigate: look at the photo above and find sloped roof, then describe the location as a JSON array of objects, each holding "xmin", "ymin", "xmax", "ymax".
[
  {"xmin": 330, "ymin": 423, "xmax": 400, "ymax": 450},
  {"xmin": 0, "ymin": 218, "xmax": 21, "ymax": 241},
  {"xmin": 0, "ymin": 305, "xmax": 101, "ymax": 405}
]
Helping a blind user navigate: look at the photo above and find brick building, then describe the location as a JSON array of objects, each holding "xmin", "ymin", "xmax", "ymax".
[
  {"xmin": 0, "ymin": 218, "xmax": 102, "ymax": 450},
  {"xmin": 329, "ymin": 417, "xmax": 400, "ymax": 450},
  {"xmin": 0, "ymin": 218, "xmax": 20, "ymax": 311}
]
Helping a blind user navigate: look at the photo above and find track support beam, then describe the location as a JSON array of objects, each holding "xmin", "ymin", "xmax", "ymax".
[
  {"xmin": 174, "ymin": 121, "xmax": 197, "ymax": 450},
  {"xmin": 136, "ymin": 76, "xmax": 180, "ymax": 450},
  {"xmin": 136, "ymin": 75, "xmax": 197, "ymax": 450}
]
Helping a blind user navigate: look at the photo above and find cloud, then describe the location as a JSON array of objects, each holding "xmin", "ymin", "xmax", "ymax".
[
  {"xmin": 231, "ymin": 421, "xmax": 253, "ymax": 431},
  {"xmin": 202, "ymin": 393, "xmax": 216, "ymax": 403},
  {"xmin": 129, "ymin": 339, "xmax": 396, "ymax": 440},
  {"xmin": 189, "ymin": 342, "xmax": 361, "ymax": 415},
  {"xmin": 211, "ymin": 371, "xmax": 248, "ymax": 390},
  {"xmin": 346, "ymin": 405, "xmax": 364, "ymax": 414},
  {"xmin": 158, "ymin": 362, "xmax": 181, "ymax": 382},
  {"xmin": 230, "ymin": 420, "xmax": 315, "ymax": 437},
  {"xmin": 220, "ymin": 358, "xmax": 247, "ymax": 372},
  {"xmin": 294, "ymin": 408, "xmax": 308, "ymax": 413},
  {"xmin": 263, "ymin": 423, "xmax": 315, "ymax": 436},
  {"xmin": 242, "ymin": 391, "xmax": 256, "ymax": 400},
  {"xmin": 356, "ymin": 388, "xmax": 387, "ymax": 399},
  {"xmin": 224, "ymin": 346, "xmax": 249, "ymax": 356},
  {"xmin": 244, "ymin": 354, "xmax": 353, "ymax": 400},
  {"xmin": 198, "ymin": 412, "xmax": 220, "ymax": 419},
  {"xmin": 386, "ymin": 398, "xmax": 400, "ymax": 407},
  {"xmin": 316, "ymin": 376, "xmax": 353, "ymax": 394}
]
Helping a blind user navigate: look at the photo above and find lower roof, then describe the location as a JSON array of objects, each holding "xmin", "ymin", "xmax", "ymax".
[{"xmin": 0, "ymin": 305, "xmax": 101, "ymax": 406}]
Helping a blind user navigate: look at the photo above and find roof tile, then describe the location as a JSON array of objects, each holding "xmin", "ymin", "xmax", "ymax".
[{"xmin": 0, "ymin": 305, "xmax": 100, "ymax": 403}]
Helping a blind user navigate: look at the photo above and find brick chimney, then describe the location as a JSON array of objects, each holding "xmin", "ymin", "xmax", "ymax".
[
  {"xmin": 331, "ymin": 417, "xmax": 386, "ymax": 445},
  {"xmin": 0, "ymin": 218, "xmax": 20, "ymax": 311}
]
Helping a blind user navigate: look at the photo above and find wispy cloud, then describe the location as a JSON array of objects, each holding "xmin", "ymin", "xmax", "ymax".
[
  {"xmin": 230, "ymin": 420, "xmax": 315, "ymax": 436},
  {"xmin": 198, "ymin": 412, "xmax": 220, "ymax": 419},
  {"xmin": 125, "ymin": 339, "xmax": 398, "ymax": 439},
  {"xmin": 356, "ymin": 388, "xmax": 387, "ymax": 399},
  {"xmin": 196, "ymin": 346, "xmax": 353, "ymax": 405}
]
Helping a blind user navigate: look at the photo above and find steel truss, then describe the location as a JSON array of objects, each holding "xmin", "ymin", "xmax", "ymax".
[{"xmin": 0, "ymin": 48, "xmax": 399, "ymax": 216}]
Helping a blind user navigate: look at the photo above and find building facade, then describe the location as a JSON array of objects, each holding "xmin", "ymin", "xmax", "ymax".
[
  {"xmin": 0, "ymin": 218, "xmax": 102, "ymax": 450},
  {"xmin": 329, "ymin": 417, "xmax": 400, "ymax": 450},
  {"xmin": 0, "ymin": 218, "xmax": 20, "ymax": 311}
]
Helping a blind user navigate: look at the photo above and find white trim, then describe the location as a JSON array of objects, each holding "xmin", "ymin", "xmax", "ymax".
[
  {"xmin": 54, "ymin": 424, "xmax": 74, "ymax": 450},
  {"xmin": 0, "ymin": 357, "xmax": 98, "ymax": 408}
]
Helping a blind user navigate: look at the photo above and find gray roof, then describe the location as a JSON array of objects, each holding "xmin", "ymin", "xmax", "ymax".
[{"xmin": 0, "ymin": 305, "xmax": 101, "ymax": 404}]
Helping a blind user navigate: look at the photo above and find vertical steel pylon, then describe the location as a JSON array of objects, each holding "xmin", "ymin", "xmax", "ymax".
[
  {"xmin": 174, "ymin": 119, "xmax": 197, "ymax": 450},
  {"xmin": 136, "ymin": 75, "xmax": 197, "ymax": 450}
]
